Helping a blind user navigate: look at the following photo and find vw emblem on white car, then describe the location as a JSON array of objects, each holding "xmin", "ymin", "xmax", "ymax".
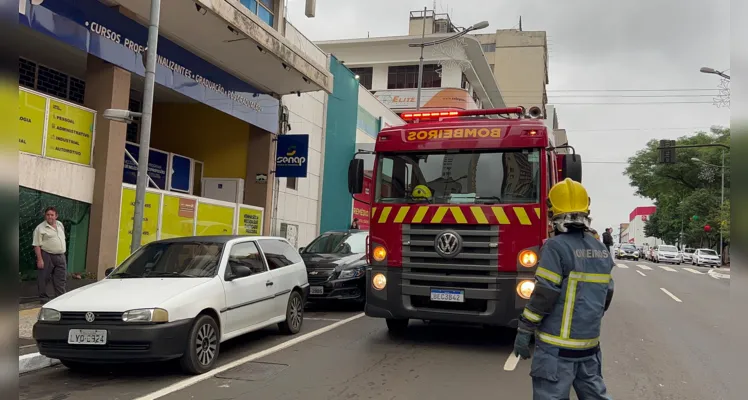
[
  {"xmin": 85, "ymin": 312, "xmax": 95, "ymax": 323},
  {"xmin": 435, "ymin": 231, "xmax": 462, "ymax": 258}
]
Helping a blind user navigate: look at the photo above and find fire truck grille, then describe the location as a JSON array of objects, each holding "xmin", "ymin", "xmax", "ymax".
[{"xmin": 401, "ymin": 224, "xmax": 499, "ymax": 314}]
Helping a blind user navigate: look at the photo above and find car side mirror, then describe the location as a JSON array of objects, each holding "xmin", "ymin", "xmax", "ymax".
[
  {"xmin": 298, "ymin": 247, "xmax": 305, "ymax": 253},
  {"xmin": 348, "ymin": 159, "xmax": 364, "ymax": 194},
  {"xmin": 105, "ymin": 267, "xmax": 115, "ymax": 277},
  {"xmin": 225, "ymin": 263, "xmax": 252, "ymax": 281}
]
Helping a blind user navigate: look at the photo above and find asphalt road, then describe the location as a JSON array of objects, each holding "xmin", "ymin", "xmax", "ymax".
[{"xmin": 19, "ymin": 259, "xmax": 730, "ymax": 400}]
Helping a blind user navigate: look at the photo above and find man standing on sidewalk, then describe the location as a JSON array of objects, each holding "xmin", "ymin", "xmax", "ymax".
[{"xmin": 33, "ymin": 206, "xmax": 67, "ymax": 304}]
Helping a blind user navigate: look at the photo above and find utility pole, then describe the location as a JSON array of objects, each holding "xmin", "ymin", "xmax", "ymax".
[
  {"xmin": 719, "ymin": 148, "xmax": 725, "ymax": 263},
  {"xmin": 415, "ymin": 6, "xmax": 427, "ymax": 111},
  {"xmin": 130, "ymin": 0, "xmax": 161, "ymax": 253}
]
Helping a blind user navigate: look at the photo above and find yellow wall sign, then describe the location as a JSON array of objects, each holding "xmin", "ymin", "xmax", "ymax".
[
  {"xmin": 406, "ymin": 128, "xmax": 501, "ymax": 141},
  {"xmin": 45, "ymin": 99, "xmax": 95, "ymax": 165},
  {"xmin": 196, "ymin": 203, "xmax": 235, "ymax": 236},
  {"xmin": 116, "ymin": 188, "xmax": 161, "ymax": 265},
  {"xmin": 19, "ymin": 90, "xmax": 46, "ymax": 155},
  {"xmin": 238, "ymin": 207, "xmax": 263, "ymax": 235}
]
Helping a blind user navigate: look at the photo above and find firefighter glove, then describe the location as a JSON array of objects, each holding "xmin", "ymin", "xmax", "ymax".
[{"xmin": 513, "ymin": 327, "xmax": 533, "ymax": 360}]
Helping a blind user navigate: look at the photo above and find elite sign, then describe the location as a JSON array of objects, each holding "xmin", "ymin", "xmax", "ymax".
[{"xmin": 275, "ymin": 135, "xmax": 309, "ymax": 178}]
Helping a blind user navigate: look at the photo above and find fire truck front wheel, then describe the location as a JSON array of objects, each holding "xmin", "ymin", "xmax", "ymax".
[{"xmin": 386, "ymin": 319, "xmax": 409, "ymax": 335}]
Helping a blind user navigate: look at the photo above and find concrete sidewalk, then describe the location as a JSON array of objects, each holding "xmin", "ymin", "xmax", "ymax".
[{"xmin": 18, "ymin": 302, "xmax": 59, "ymax": 374}]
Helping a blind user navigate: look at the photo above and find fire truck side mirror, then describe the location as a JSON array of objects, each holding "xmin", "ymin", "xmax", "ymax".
[
  {"xmin": 561, "ymin": 154, "xmax": 583, "ymax": 183},
  {"xmin": 348, "ymin": 159, "xmax": 364, "ymax": 194}
]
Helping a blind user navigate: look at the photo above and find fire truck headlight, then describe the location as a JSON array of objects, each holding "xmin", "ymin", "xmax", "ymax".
[
  {"xmin": 516, "ymin": 280, "xmax": 535, "ymax": 299},
  {"xmin": 372, "ymin": 246, "xmax": 387, "ymax": 262},
  {"xmin": 372, "ymin": 273, "xmax": 387, "ymax": 291},
  {"xmin": 518, "ymin": 250, "xmax": 538, "ymax": 268}
]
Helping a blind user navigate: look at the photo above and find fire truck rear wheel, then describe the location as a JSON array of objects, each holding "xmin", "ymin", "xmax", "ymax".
[{"xmin": 386, "ymin": 318, "xmax": 409, "ymax": 334}]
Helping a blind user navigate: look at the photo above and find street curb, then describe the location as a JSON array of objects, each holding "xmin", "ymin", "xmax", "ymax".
[
  {"xmin": 708, "ymin": 269, "xmax": 730, "ymax": 280},
  {"xmin": 19, "ymin": 352, "xmax": 59, "ymax": 374}
]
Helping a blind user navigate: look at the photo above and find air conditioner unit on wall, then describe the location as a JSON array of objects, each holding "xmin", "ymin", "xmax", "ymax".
[{"xmin": 201, "ymin": 178, "xmax": 245, "ymax": 204}]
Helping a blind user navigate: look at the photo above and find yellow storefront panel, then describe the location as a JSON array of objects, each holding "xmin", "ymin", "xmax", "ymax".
[
  {"xmin": 45, "ymin": 99, "xmax": 95, "ymax": 165},
  {"xmin": 237, "ymin": 207, "xmax": 263, "ymax": 235},
  {"xmin": 161, "ymin": 195, "xmax": 196, "ymax": 239},
  {"xmin": 196, "ymin": 202, "xmax": 234, "ymax": 236},
  {"xmin": 19, "ymin": 89, "xmax": 46, "ymax": 155},
  {"xmin": 116, "ymin": 188, "xmax": 161, "ymax": 265}
]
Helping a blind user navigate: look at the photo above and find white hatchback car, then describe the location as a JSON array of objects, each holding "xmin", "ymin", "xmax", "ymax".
[
  {"xmin": 33, "ymin": 236, "xmax": 309, "ymax": 374},
  {"xmin": 692, "ymin": 248, "xmax": 721, "ymax": 268}
]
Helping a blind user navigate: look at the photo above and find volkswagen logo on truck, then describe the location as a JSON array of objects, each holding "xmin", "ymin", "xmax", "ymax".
[{"xmin": 435, "ymin": 231, "xmax": 462, "ymax": 258}]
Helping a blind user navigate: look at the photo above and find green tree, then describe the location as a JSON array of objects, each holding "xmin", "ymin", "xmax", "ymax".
[{"xmin": 624, "ymin": 127, "xmax": 729, "ymax": 249}]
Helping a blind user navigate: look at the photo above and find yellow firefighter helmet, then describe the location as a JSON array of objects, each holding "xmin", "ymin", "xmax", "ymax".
[
  {"xmin": 548, "ymin": 178, "xmax": 590, "ymax": 217},
  {"xmin": 411, "ymin": 185, "xmax": 433, "ymax": 199}
]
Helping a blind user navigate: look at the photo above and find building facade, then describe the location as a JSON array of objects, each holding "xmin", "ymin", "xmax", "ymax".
[
  {"xmin": 620, "ymin": 206, "xmax": 664, "ymax": 246},
  {"xmin": 316, "ymin": 10, "xmax": 505, "ymax": 112},
  {"xmin": 473, "ymin": 29, "xmax": 549, "ymax": 113},
  {"xmin": 17, "ymin": 0, "xmax": 332, "ymax": 282}
]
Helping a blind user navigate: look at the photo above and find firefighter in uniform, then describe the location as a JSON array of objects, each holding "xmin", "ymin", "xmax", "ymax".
[{"xmin": 513, "ymin": 178, "xmax": 615, "ymax": 399}]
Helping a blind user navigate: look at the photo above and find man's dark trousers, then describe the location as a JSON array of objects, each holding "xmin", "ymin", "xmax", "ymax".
[{"xmin": 38, "ymin": 251, "xmax": 67, "ymax": 301}]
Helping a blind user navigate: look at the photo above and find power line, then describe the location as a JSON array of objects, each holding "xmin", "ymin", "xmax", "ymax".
[
  {"xmin": 549, "ymin": 101, "xmax": 715, "ymax": 105},
  {"xmin": 571, "ymin": 127, "xmax": 717, "ymax": 132},
  {"xmin": 506, "ymin": 88, "xmax": 721, "ymax": 93},
  {"xmin": 506, "ymin": 94, "xmax": 721, "ymax": 98}
]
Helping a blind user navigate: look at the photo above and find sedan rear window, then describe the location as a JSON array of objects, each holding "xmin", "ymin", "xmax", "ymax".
[
  {"xmin": 304, "ymin": 232, "xmax": 368, "ymax": 254},
  {"xmin": 659, "ymin": 246, "xmax": 677, "ymax": 252},
  {"xmin": 699, "ymin": 249, "xmax": 718, "ymax": 256}
]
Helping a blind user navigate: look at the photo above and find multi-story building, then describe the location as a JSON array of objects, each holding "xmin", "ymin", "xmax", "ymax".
[
  {"xmin": 316, "ymin": 10, "xmax": 505, "ymax": 112},
  {"xmin": 473, "ymin": 28, "xmax": 549, "ymax": 114},
  {"xmin": 620, "ymin": 206, "xmax": 664, "ymax": 246}
]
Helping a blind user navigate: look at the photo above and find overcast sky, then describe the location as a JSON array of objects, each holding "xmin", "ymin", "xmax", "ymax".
[{"xmin": 286, "ymin": 0, "xmax": 730, "ymax": 238}]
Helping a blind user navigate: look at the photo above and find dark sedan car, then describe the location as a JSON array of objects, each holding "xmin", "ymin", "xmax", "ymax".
[{"xmin": 301, "ymin": 230, "xmax": 368, "ymax": 303}]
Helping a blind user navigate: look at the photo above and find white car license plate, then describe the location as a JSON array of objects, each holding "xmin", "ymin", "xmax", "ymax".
[
  {"xmin": 68, "ymin": 329, "xmax": 107, "ymax": 345},
  {"xmin": 310, "ymin": 286, "xmax": 324, "ymax": 295},
  {"xmin": 430, "ymin": 289, "xmax": 464, "ymax": 303}
]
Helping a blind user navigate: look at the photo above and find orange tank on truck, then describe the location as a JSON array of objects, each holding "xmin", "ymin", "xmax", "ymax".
[{"xmin": 347, "ymin": 107, "xmax": 584, "ymax": 333}]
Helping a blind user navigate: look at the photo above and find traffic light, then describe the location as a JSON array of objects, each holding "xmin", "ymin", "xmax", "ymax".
[{"xmin": 658, "ymin": 140, "xmax": 676, "ymax": 164}]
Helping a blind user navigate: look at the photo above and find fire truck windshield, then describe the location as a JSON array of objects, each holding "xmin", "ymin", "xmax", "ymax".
[{"xmin": 375, "ymin": 149, "xmax": 541, "ymax": 205}]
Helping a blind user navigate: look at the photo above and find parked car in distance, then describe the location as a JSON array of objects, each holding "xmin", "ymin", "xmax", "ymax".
[
  {"xmin": 681, "ymin": 248, "xmax": 696, "ymax": 263},
  {"xmin": 301, "ymin": 230, "xmax": 368, "ymax": 304},
  {"xmin": 655, "ymin": 245, "xmax": 681, "ymax": 264},
  {"xmin": 33, "ymin": 236, "xmax": 309, "ymax": 374},
  {"xmin": 692, "ymin": 248, "xmax": 721, "ymax": 268},
  {"xmin": 617, "ymin": 244, "xmax": 639, "ymax": 261}
]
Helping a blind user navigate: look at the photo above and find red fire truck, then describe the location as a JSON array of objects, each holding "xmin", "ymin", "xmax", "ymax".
[{"xmin": 347, "ymin": 107, "xmax": 582, "ymax": 333}]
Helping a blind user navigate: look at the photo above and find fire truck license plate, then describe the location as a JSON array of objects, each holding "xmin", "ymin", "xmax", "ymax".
[{"xmin": 430, "ymin": 289, "xmax": 464, "ymax": 303}]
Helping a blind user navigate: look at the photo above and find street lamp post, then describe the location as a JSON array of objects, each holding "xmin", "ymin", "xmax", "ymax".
[
  {"xmin": 700, "ymin": 66, "xmax": 730, "ymax": 80},
  {"xmin": 691, "ymin": 153, "xmax": 726, "ymax": 263},
  {"xmin": 409, "ymin": 10, "xmax": 489, "ymax": 111},
  {"xmin": 102, "ymin": 0, "xmax": 161, "ymax": 254}
]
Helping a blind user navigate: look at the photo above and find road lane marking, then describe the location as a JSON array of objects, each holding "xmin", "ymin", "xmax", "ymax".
[
  {"xmin": 660, "ymin": 288, "xmax": 683, "ymax": 303},
  {"xmin": 683, "ymin": 268, "xmax": 705, "ymax": 274},
  {"xmin": 636, "ymin": 270, "xmax": 647, "ymax": 277},
  {"xmin": 637, "ymin": 264, "xmax": 652, "ymax": 270},
  {"xmin": 659, "ymin": 266, "xmax": 677, "ymax": 272},
  {"xmin": 305, "ymin": 317, "xmax": 344, "ymax": 321},
  {"xmin": 616, "ymin": 264, "xmax": 629, "ymax": 269},
  {"xmin": 134, "ymin": 313, "xmax": 366, "ymax": 400},
  {"xmin": 708, "ymin": 269, "xmax": 730, "ymax": 280}
]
